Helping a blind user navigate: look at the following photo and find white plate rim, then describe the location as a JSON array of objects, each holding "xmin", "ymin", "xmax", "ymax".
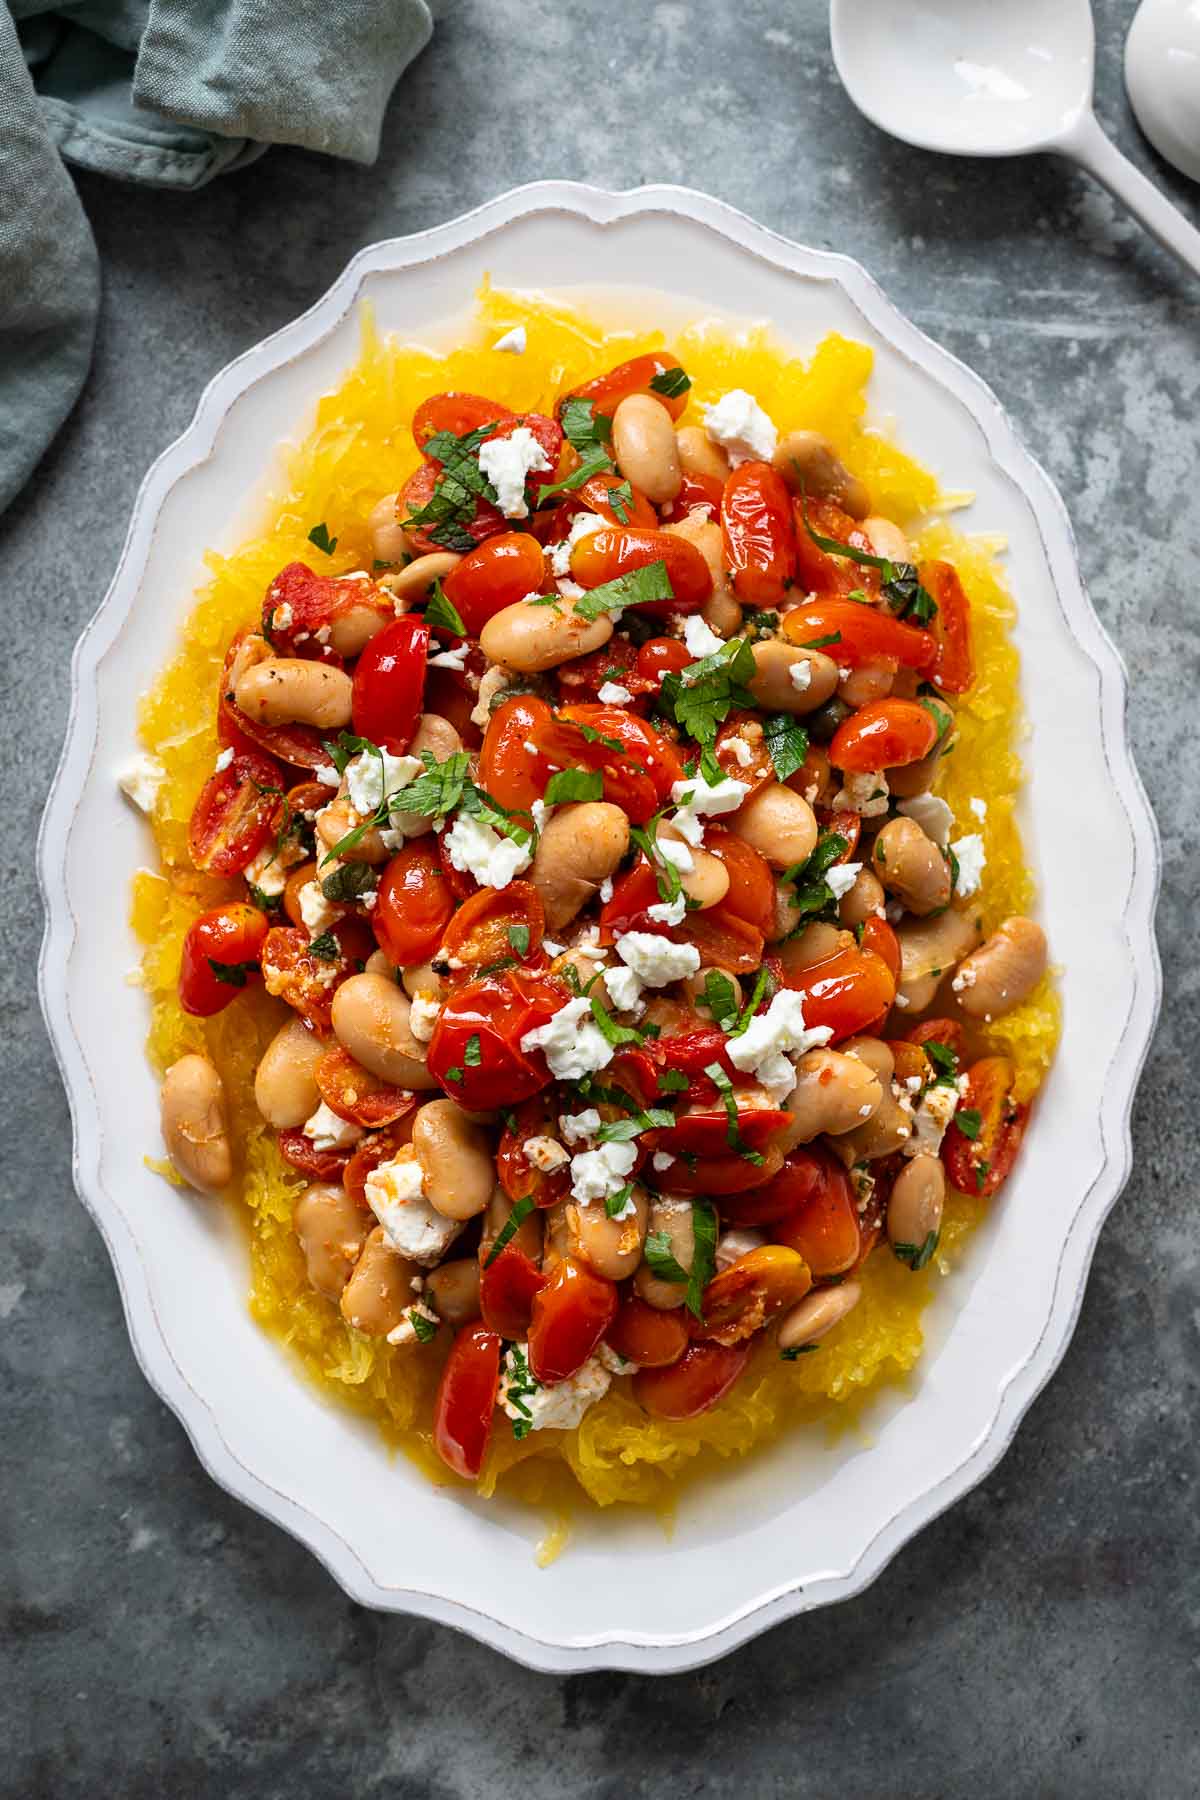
[{"xmin": 37, "ymin": 180, "xmax": 1162, "ymax": 1673}]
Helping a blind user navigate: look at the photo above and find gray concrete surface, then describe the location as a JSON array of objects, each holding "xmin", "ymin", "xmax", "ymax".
[{"xmin": 4, "ymin": 1, "xmax": 1198, "ymax": 1793}]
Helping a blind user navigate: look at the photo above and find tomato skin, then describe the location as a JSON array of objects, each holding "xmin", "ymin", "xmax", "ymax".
[
  {"xmin": 478, "ymin": 1244, "xmax": 547, "ymax": 1341},
  {"xmin": 921, "ymin": 559, "xmax": 975, "ymax": 694},
  {"xmin": 681, "ymin": 907, "xmax": 765, "ymax": 976},
  {"xmin": 714, "ymin": 714, "xmax": 775, "ymax": 792},
  {"xmin": 344, "ymin": 1118, "xmax": 414, "ymax": 1207},
  {"xmin": 770, "ymin": 1157, "xmax": 862, "ymax": 1277},
  {"xmin": 528, "ymin": 1257, "xmax": 618, "ymax": 1385},
  {"xmin": 605, "ymin": 1294, "xmax": 689, "ymax": 1368},
  {"xmin": 718, "ymin": 1144, "xmax": 850, "ymax": 1226},
  {"xmin": 433, "ymin": 1323, "xmax": 503, "ymax": 1480},
  {"xmin": 314, "ymin": 1047, "xmax": 417, "ymax": 1129},
  {"xmin": 497, "ymin": 1094, "xmax": 570, "ymax": 1208},
  {"xmin": 276, "ymin": 1128, "xmax": 350, "ymax": 1182},
  {"xmin": 439, "ymin": 882, "xmax": 545, "ymax": 978},
  {"xmin": 636, "ymin": 637, "xmax": 692, "ymax": 684},
  {"xmin": 906, "ymin": 1016, "xmax": 968, "ymax": 1065},
  {"xmin": 830, "ymin": 698, "xmax": 940, "ymax": 774},
  {"xmin": 777, "ymin": 945, "xmax": 897, "ymax": 1043},
  {"xmin": 560, "ymin": 351, "xmax": 690, "ymax": 422},
  {"xmin": 414, "ymin": 391, "xmax": 516, "ymax": 450},
  {"xmin": 652, "ymin": 1105, "xmax": 790, "ymax": 1157},
  {"xmin": 442, "ymin": 532, "xmax": 547, "ymax": 636},
  {"xmin": 558, "ymin": 704, "xmax": 684, "ymax": 801},
  {"xmin": 861, "ymin": 914, "xmax": 901, "ymax": 982},
  {"xmin": 697, "ymin": 1245, "xmax": 812, "ymax": 1345},
  {"xmin": 263, "ymin": 563, "xmax": 390, "ymax": 662},
  {"xmin": 178, "ymin": 904, "xmax": 270, "ymax": 1016},
  {"xmin": 942, "ymin": 1056, "xmax": 1030, "ymax": 1199},
  {"xmin": 576, "ymin": 471, "xmax": 658, "ymax": 529},
  {"xmin": 792, "ymin": 496, "xmax": 883, "ymax": 600},
  {"xmin": 662, "ymin": 1145, "xmax": 785, "ymax": 1195},
  {"xmin": 371, "ymin": 841, "xmax": 456, "ymax": 968},
  {"xmin": 705, "ymin": 828, "xmax": 776, "ymax": 939},
  {"xmin": 479, "ymin": 694, "xmax": 556, "ymax": 813},
  {"xmin": 529, "ymin": 705, "xmax": 683, "ymax": 825},
  {"xmin": 782, "ymin": 598, "xmax": 936, "ymax": 673},
  {"xmin": 188, "ymin": 747, "xmax": 283, "ymax": 876},
  {"xmin": 350, "ymin": 615, "xmax": 429, "ymax": 755},
  {"xmin": 721, "ymin": 463, "xmax": 797, "ymax": 604},
  {"xmin": 660, "ymin": 470, "xmax": 725, "ymax": 523},
  {"xmin": 261, "ymin": 919, "xmax": 373, "ymax": 1035},
  {"xmin": 634, "ymin": 1341, "xmax": 752, "ymax": 1419},
  {"xmin": 556, "ymin": 637, "xmax": 657, "ymax": 704},
  {"xmin": 570, "ymin": 527, "xmax": 713, "ymax": 612},
  {"xmin": 425, "ymin": 969, "xmax": 566, "ymax": 1111},
  {"xmin": 400, "ymin": 462, "xmax": 506, "ymax": 555}
]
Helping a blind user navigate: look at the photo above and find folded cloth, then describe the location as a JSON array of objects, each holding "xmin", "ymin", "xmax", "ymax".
[{"xmin": 0, "ymin": 0, "xmax": 432, "ymax": 511}]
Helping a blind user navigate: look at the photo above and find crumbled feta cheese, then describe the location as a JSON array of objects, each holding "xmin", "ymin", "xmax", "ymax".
[
  {"xmin": 597, "ymin": 1343, "xmax": 638, "ymax": 1377},
  {"xmin": 715, "ymin": 1227, "xmax": 765, "ymax": 1271},
  {"xmin": 541, "ymin": 938, "xmax": 566, "ymax": 956},
  {"xmin": 683, "ymin": 614, "xmax": 725, "ymax": 659},
  {"xmin": 670, "ymin": 807, "xmax": 705, "ymax": 848},
  {"xmin": 597, "ymin": 681, "xmax": 633, "ymax": 705},
  {"xmin": 117, "ymin": 754, "xmax": 166, "ymax": 814},
  {"xmin": 651, "ymin": 1150, "xmax": 677, "ymax": 1173},
  {"xmin": 951, "ymin": 832, "xmax": 986, "ymax": 898},
  {"xmin": 302, "ymin": 1102, "xmax": 364, "ymax": 1153},
  {"xmin": 599, "ymin": 876, "xmax": 614, "ymax": 903},
  {"xmin": 315, "ymin": 762, "xmax": 340, "ymax": 787},
  {"xmin": 670, "ymin": 771, "xmax": 749, "ymax": 818},
  {"xmin": 345, "ymin": 748, "xmax": 421, "ymax": 816},
  {"xmin": 615, "ymin": 931, "xmax": 701, "ymax": 986},
  {"xmin": 298, "ymin": 880, "xmax": 337, "ymax": 938},
  {"xmin": 531, "ymin": 798, "xmax": 550, "ymax": 832},
  {"xmin": 825, "ymin": 861, "xmax": 862, "ymax": 902},
  {"xmin": 703, "ymin": 389, "xmax": 778, "ymax": 466},
  {"xmin": 970, "ymin": 796, "xmax": 987, "ymax": 820},
  {"xmin": 725, "ymin": 990, "xmax": 833, "ymax": 1101},
  {"xmin": 904, "ymin": 1082, "xmax": 960, "ymax": 1157},
  {"xmin": 386, "ymin": 1299, "xmax": 441, "ymax": 1348},
  {"xmin": 443, "ymin": 812, "xmax": 532, "ymax": 890},
  {"xmin": 655, "ymin": 834, "xmax": 695, "ymax": 874},
  {"xmin": 951, "ymin": 965, "xmax": 977, "ymax": 993},
  {"xmin": 559, "ymin": 1108, "xmax": 601, "ymax": 1145},
  {"xmin": 366, "ymin": 1153, "xmax": 463, "ymax": 1266},
  {"xmin": 522, "ymin": 997, "xmax": 614, "ymax": 1079},
  {"xmin": 272, "ymin": 601, "xmax": 295, "ymax": 632},
  {"xmin": 214, "ymin": 746, "xmax": 234, "ymax": 773},
  {"xmin": 603, "ymin": 963, "xmax": 645, "ymax": 1013},
  {"xmin": 492, "ymin": 325, "xmax": 527, "ymax": 354},
  {"xmin": 547, "ymin": 507, "xmax": 606, "ymax": 578},
  {"xmin": 499, "ymin": 1344, "xmax": 610, "ymax": 1432},
  {"xmin": 244, "ymin": 837, "xmax": 306, "ymax": 896},
  {"xmin": 834, "ymin": 769, "xmax": 890, "ymax": 818},
  {"xmin": 570, "ymin": 1138, "xmax": 637, "ymax": 1206},
  {"xmin": 789, "ymin": 659, "xmax": 813, "ymax": 694},
  {"xmin": 428, "ymin": 645, "xmax": 468, "ymax": 671},
  {"xmin": 478, "ymin": 427, "xmax": 552, "ymax": 519},
  {"xmin": 725, "ymin": 735, "xmax": 754, "ymax": 767},
  {"xmin": 899, "ymin": 794, "xmax": 954, "ymax": 849},
  {"xmin": 646, "ymin": 893, "xmax": 688, "ymax": 926},
  {"xmin": 525, "ymin": 1134, "xmax": 569, "ymax": 1173},
  {"xmin": 408, "ymin": 992, "xmax": 442, "ymax": 1042}
]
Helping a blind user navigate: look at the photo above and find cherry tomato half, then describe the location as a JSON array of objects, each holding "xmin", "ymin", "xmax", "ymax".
[
  {"xmin": 720, "ymin": 1144, "xmax": 853, "ymax": 1227},
  {"xmin": 479, "ymin": 1243, "xmax": 547, "ymax": 1342},
  {"xmin": 276, "ymin": 1128, "xmax": 350, "ymax": 1183},
  {"xmin": 559, "ymin": 351, "xmax": 690, "ymax": 423},
  {"xmin": 314, "ymin": 1046, "xmax": 417, "ymax": 1129},
  {"xmin": 781, "ymin": 599, "xmax": 936, "ymax": 673},
  {"xmin": 479, "ymin": 694, "xmax": 556, "ymax": 814},
  {"xmin": 634, "ymin": 1341, "xmax": 752, "ymax": 1419},
  {"xmin": 921, "ymin": 558, "xmax": 975, "ymax": 695},
  {"xmin": 768, "ymin": 1151, "xmax": 862, "ymax": 1277},
  {"xmin": 570, "ymin": 527, "xmax": 712, "ymax": 613},
  {"xmin": 442, "ymin": 532, "xmax": 547, "ymax": 637},
  {"xmin": 372, "ymin": 840, "xmax": 456, "ymax": 968},
  {"xmin": 438, "ymin": 881, "xmax": 545, "ymax": 977},
  {"xmin": 659, "ymin": 470, "xmax": 725, "ymax": 524},
  {"xmin": 351, "ymin": 614, "xmax": 430, "ymax": 755},
  {"xmin": 188, "ymin": 747, "xmax": 283, "ymax": 877},
  {"xmin": 433, "ymin": 1322, "xmax": 503, "ymax": 1480},
  {"xmin": 178, "ymin": 903, "xmax": 270, "ymax": 1016},
  {"xmin": 721, "ymin": 462, "xmax": 797, "ymax": 604},
  {"xmin": 942, "ymin": 1056, "xmax": 1030, "ymax": 1200},
  {"xmin": 697, "ymin": 1245, "xmax": 812, "ymax": 1346},
  {"xmin": 792, "ymin": 495, "xmax": 883, "ymax": 600},
  {"xmin": 261, "ymin": 919, "xmax": 372, "ymax": 1035},
  {"xmin": 528, "ymin": 1256, "xmax": 618, "ymax": 1385},
  {"xmin": 263, "ymin": 562, "xmax": 390, "ymax": 661},
  {"xmin": 830, "ymin": 698, "xmax": 940, "ymax": 774},
  {"xmin": 413, "ymin": 391, "xmax": 516, "ymax": 451},
  {"xmin": 425, "ymin": 969, "xmax": 567, "ymax": 1111},
  {"xmin": 775, "ymin": 945, "xmax": 897, "ymax": 1043},
  {"xmin": 497, "ymin": 1093, "xmax": 570, "ymax": 1209},
  {"xmin": 344, "ymin": 1118, "xmax": 413, "ymax": 1207},
  {"xmin": 575, "ymin": 471, "xmax": 658, "ymax": 529},
  {"xmin": 605, "ymin": 1294, "xmax": 690, "ymax": 1368}
]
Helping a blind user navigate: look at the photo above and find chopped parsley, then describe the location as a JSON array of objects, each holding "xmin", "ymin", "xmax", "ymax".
[
  {"xmin": 648, "ymin": 366, "xmax": 692, "ymax": 398},
  {"xmin": 307, "ymin": 522, "xmax": 338, "ymax": 556},
  {"xmin": 206, "ymin": 958, "xmax": 258, "ymax": 989},
  {"xmin": 502, "ymin": 1341, "xmax": 539, "ymax": 1439},
  {"xmin": 781, "ymin": 1343, "xmax": 819, "ymax": 1359},
  {"xmin": 956, "ymin": 1107, "xmax": 982, "ymax": 1141},
  {"xmin": 923, "ymin": 1039, "xmax": 960, "ymax": 1081},
  {"xmin": 544, "ymin": 768, "xmax": 604, "ymax": 805},
  {"xmin": 423, "ymin": 581, "xmax": 466, "ymax": 638},
  {"xmin": 400, "ymin": 420, "xmax": 501, "ymax": 552},
  {"xmin": 704, "ymin": 1062, "xmax": 765, "ymax": 1165},
  {"xmin": 763, "ymin": 713, "xmax": 810, "ymax": 783},
  {"xmin": 573, "ymin": 559, "xmax": 674, "ymax": 623},
  {"xmin": 507, "ymin": 924, "xmax": 531, "ymax": 957},
  {"xmin": 660, "ymin": 635, "xmax": 758, "ymax": 748},
  {"xmin": 781, "ymin": 830, "xmax": 851, "ymax": 927},
  {"xmin": 892, "ymin": 1229, "xmax": 940, "ymax": 1272},
  {"xmin": 484, "ymin": 1195, "xmax": 534, "ymax": 1268},
  {"xmin": 464, "ymin": 1033, "xmax": 483, "ymax": 1067}
]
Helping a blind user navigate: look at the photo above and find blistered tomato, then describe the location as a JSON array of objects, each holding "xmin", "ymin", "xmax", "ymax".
[
  {"xmin": 442, "ymin": 533, "xmax": 547, "ymax": 636},
  {"xmin": 351, "ymin": 615, "xmax": 430, "ymax": 754},
  {"xmin": 634, "ymin": 1342, "xmax": 752, "ymax": 1419},
  {"xmin": 829, "ymin": 699, "xmax": 941, "ymax": 773},
  {"xmin": 527, "ymin": 1256, "xmax": 618, "ymax": 1384},
  {"xmin": 372, "ymin": 841, "xmax": 456, "ymax": 967},
  {"xmin": 433, "ymin": 1323, "xmax": 503, "ymax": 1479},
  {"xmin": 559, "ymin": 351, "xmax": 691, "ymax": 422},
  {"xmin": 569, "ymin": 528, "xmax": 712, "ymax": 613},
  {"xmin": 721, "ymin": 462, "xmax": 797, "ymax": 603},
  {"xmin": 188, "ymin": 747, "xmax": 284, "ymax": 877},
  {"xmin": 178, "ymin": 903, "xmax": 270, "ymax": 1015}
]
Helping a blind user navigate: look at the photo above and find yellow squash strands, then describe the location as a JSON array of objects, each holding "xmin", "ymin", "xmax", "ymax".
[{"xmin": 131, "ymin": 284, "xmax": 1059, "ymax": 1517}]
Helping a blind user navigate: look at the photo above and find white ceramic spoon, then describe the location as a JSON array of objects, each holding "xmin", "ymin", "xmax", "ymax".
[
  {"xmin": 830, "ymin": 0, "xmax": 1200, "ymax": 278},
  {"xmin": 1126, "ymin": 0, "xmax": 1200, "ymax": 184}
]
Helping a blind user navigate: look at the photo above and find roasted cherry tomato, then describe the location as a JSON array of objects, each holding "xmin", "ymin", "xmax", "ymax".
[
  {"xmin": 652, "ymin": 1104, "xmax": 789, "ymax": 1158},
  {"xmin": 604, "ymin": 1294, "xmax": 690, "ymax": 1368},
  {"xmin": 423, "ymin": 648, "xmax": 486, "ymax": 751},
  {"xmin": 721, "ymin": 462, "xmax": 797, "ymax": 604},
  {"xmin": 344, "ymin": 1118, "xmax": 414, "ymax": 1207},
  {"xmin": 413, "ymin": 391, "xmax": 516, "ymax": 450},
  {"xmin": 178, "ymin": 903, "xmax": 270, "ymax": 1016},
  {"xmin": 371, "ymin": 841, "xmax": 456, "ymax": 968},
  {"xmin": 276, "ymin": 1128, "xmax": 351, "ymax": 1183},
  {"xmin": 781, "ymin": 598, "xmax": 936, "ymax": 673},
  {"xmin": 659, "ymin": 1145, "xmax": 785, "ymax": 1196},
  {"xmin": 188, "ymin": 747, "xmax": 283, "ymax": 876},
  {"xmin": 905, "ymin": 1017, "xmax": 968, "ymax": 1066},
  {"xmin": 575, "ymin": 471, "xmax": 658, "ymax": 528},
  {"xmin": 399, "ymin": 461, "xmax": 506, "ymax": 555},
  {"xmin": 817, "ymin": 808, "xmax": 862, "ymax": 862},
  {"xmin": 769, "ymin": 1152, "xmax": 862, "ymax": 1276},
  {"xmin": 942, "ymin": 1056, "xmax": 1030, "ymax": 1199},
  {"xmin": 697, "ymin": 1245, "xmax": 812, "ymax": 1346},
  {"xmin": 776, "ymin": 944, "xmax": 897, "ymax": 1043},
  {"xmin": 681, "ymin": 907, "xmax": 765, "ymax": 976},
  {"xmin": 720, "ymin": 1143, "xmax": 855, "ymax": 1227},
  {"xmin": 261, "ymin": 919, "xmax": 372, "ymax": 1035},
  {"xmin": 830, "ymin": 698, "xmax": 941, "ymax": 774},
  {"xmin": 527, "ymin": 1256, "xmax": 618, "ymax": 1385},
  {"xmin": 441, "ymin": 531, "xmax": 547, "ymax": 636},
  {"xmin": 659, "ymin": 469, "xmax": 725, "ymax": 524},
  {"xmin": 705, "ymin": 828, "xmax": 776, "ymax": 939},
  {"xmin": 569, "ymin": 527, "xmax": 712, "ymax": 613},
  {"xmin": 433, "ymin": 1322, "xmax": 503, "ymax": 1480},
  {"xmin": 282, "ymin": 859, "xmax": 319, "ymax": 929},
  {"xmin": 497, "ymin": 1094, "xmax": 570, "ymax": 1209},
  {"xmin": 479, "ymin": 1243, "xmax": 547, "ymax": 1341},
  {"xmin": 636, "ymin": 636, "xmax": 692, "ymax": 684},
  {"xmin": 262, "ymin": 563, "xmax": 390, "ymax": 662},
  {"xmin": 860, "ymin": 913, "xmax": 901, "ymax": 982},
  {"xmin": 633, "ymin": 1341, "xmax": 752, "ymax": 1419},
  {"xmin": 425, "ymin": 969, "xmax": 567, "ymax": 1111},
  {"xmin": 556, "ymin": 637, "xmax": 658, "ymax": 703},
  {"xmin": 920, "ymin": 559, "xmax": 974, "ymax": 695},
  {"xmin": 479, "ymin": 694, "xmax": 557, "ymax": 813},
  {"xmin": 792, "ymin": 495, "xmax": 883, "ymax": 600},
  {"xmin": 559, "ymin": 351, "xmax": 690, "ymax": 422},
  {"xmin": 531, "ymin": 705, "xmax": 683, "ymax": 825},
  {"xmin": 437, "ymin": 881, "xmax": 545, "ymax": 977},
  {"xmin": 350, "ymin": 614, "xmax": 430, "ymax": 755},
  {"xmin": 314, "ymin": 1047, "xmax": 418, "ymax": 1129},
  {"xmin": 713, "ymin": 714, "xmax": 775, "ymax": 792},
  {"xmin": 436, "ymin": 829, "xmax": 478, "ymax": 902}
]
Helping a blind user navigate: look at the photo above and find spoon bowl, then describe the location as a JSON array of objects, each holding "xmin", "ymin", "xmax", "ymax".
[
  {"xmin": 1125, "ymin": 0, "xmax": 1200, "ymax": 183},
  {"xmin": 831, "ymin": 0, "xmax": 1095, "ymax": 157},
  {"xmin": 830, "ymin": 0, "xmax": 1200, "ymax": 276}
]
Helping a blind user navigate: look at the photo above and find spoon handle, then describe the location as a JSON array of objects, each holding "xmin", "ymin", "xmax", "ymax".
[{"xmin": 1061, "ymin": 112, "xmax": 1200, "ymax": 279}]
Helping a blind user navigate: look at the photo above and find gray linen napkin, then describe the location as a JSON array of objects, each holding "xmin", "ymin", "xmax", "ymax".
[{"xmin": 0, "ymin": 0, "xmax": 432, "ymax": 511}]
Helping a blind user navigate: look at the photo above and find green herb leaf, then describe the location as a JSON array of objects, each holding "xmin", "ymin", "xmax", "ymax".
[
  {"xmin": 463, "ymin": 1034, "xmax": 483, "ymax": 1068},
  {"xmin": 206, "ymin": 957, "xmax": 258, "ymax": 989},
  {"xmin": 507, "ymin": 924, "xmax": 531, "ymax": 957},
  {"xmin": 628, "ymin": 817, "xmax": 685, "ymax": 908},
  {"xmin": 444, "ymin": 1066, "xmax": 463, "ymax": 1085},
  {"xmin": 607, "ymin": 480, "xmax": 633, "ymax": 525},
  {"xmin": 882, "ymin": 563, "xmax": 937, "ymax": 624},
  {"xmin": 802, "ymin": 632, "xmax": 842, "ymax": 650},
  {"xmin": 781, "ymin": 1343, "xmax": 820, "ymax": 1359},
  {"xmin": 573, "ymin": 559, "xmax": 674, "ymax": 624},
  {"xmin": 400, "ymin": 420, "xmax": 501, "ymax": 550},
  {"xmin": 594, "ymin": 1108, "xmax": 674, "ymax": 1145},
  {"xmin": 684, "ymin": 1199, "xmax": 718, "ymax": 1320},
  {"xmin": 703, "ymin": 1062, "xmax": 765, "ymax": 1164},
  {"xmin": 423, "ymin": 580, "xmax": 466, "ymax": 638},
  {"xmin": 307, "ymin": 931, "xmax": 340, "ymax": 962},
  {"xmin": 783, "ymin": 831, "xmax": 849, "ymax": 889},
  {"xmin": 919, "ymin": 696, "xmax": 954, "ymax": 744},
  {"xmin": 321, "ymin": 862, "xmax": 378, "ymax": 903},
  {"xmin": 246, "ymin": 883, "xmax": 282, "ymax": 915},
  {"xmin": 733, "ymin": 967, "xmax": 772, "ymax": 1036},
  {"xmin": 534, "ymin": 453, "xmax": 611, "ymax": 509},
  {"xmin": 572, "ymin": 720, "xmax": 626, "ymax": 754},
  {"xmin": 763, "ymin": 713, "xmax": 810, "ymax": 783},
  {"xmin": 643, "ymin": 1232, "xmax": 689, "ymax": 1285},
  {"xmin": 796, "ymin": 486, "xmax": 893, "ymax": 575},
  {"xmin": 660, "ymin": 635, "xmax": 758, "ymax": 747},
  {"xmin": 923, "ymin": 1039, "xmax": 959, "ymax": 1080},
  {"xmin": 308, "ymin": 522, "xmax": 338, "ymax": 556},
  {"xmin": 656, "ymin": 1068, "xmax": 689, "ymax": 1095},
  {"xmin": 649, "ymin": 366, "xmax": 692, "ymax": 399},
  {"xmin": 409, "ymin": 1308, "xmax": 438, "ymax": 1344},
  {"xmin": 892, "ymin": 1229, "xmax": 940, "ymax": 1272},
  {"xmin": 588, "ymin": 996, "xmax": 649, "ymax": 1049},
  {"xmin": 544, "ymin": 768, "xmax": 604, "ymax": 805},
  {"xmin": 956, "ymin": 1107, "xmax": 982, "ymax": 1141},
  {"xmin": 501, "ymin": 1340, "xmax": 539, "ymax": 1437},
  {"xmin": 604, "ymin": 1182, "xmax": 636, "ymax": 1219},
  {"xmin": 702, "ymin": 969, "xmax": 740, "ymax": 1032},
  {"xmin": 559, "ymin": 398, "xmax": 614, "ymax": 464},
  {"xmin": 485, "ymin": 1196, "xmax": 535, "ymax": 1268}
]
